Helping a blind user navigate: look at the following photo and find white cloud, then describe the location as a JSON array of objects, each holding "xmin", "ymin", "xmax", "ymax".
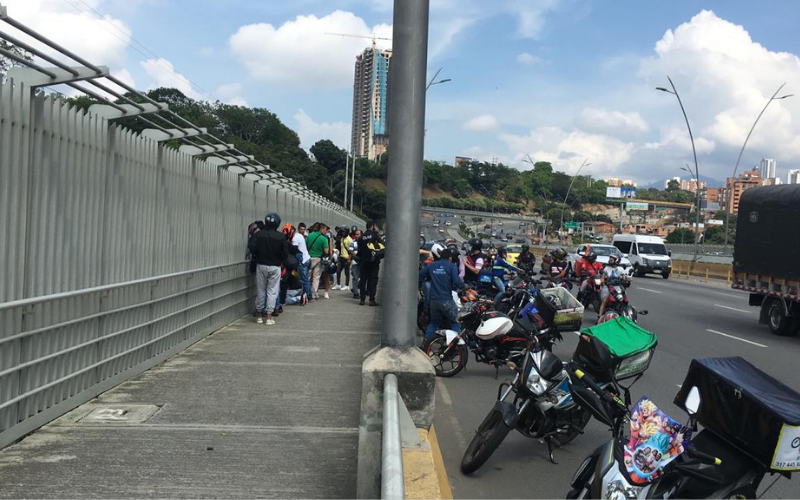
[
  {"xmin": 505, "ymin": 0, "xmax": 562, "ymax": 39},
  {"xmin": 216, "ymin": 83, "xmax": 248, "ymax": 107},
  {"xmin": 463, "ymin": 114, "xmax": 499, "ymax": 132},
  {"xmin": 500, "ymin": 126, "xmax": 634, "ymax": 175},
  {"xmin": 576, "ymin": 107, "xmax": 650, "ymax": 136},
  {"xmin": 3, "ymin": 0, "xmax": 132, "ymax": 69},
  {"xmin": 517, "ymin": 52, "xmax": 541, "ymax": 65},
  {"xmin": 639, "ymin": 10, "xmax": 800, "ymax": 163},
  {"xmin": 229, "ymin": 11, "xmax": 391, "ymax": 89},
  {"xmin": 293, "ymin": 108, "xmax": 350, "ymax": 150},
  {"xmin": 140, "ymin": 58, "xmax": 203, "ymax": 100}
]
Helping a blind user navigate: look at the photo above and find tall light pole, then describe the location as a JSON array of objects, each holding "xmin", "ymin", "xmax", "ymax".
[
  {"xmin": 657, "ymin": 77, "xmax": 700, "ymax": 266},
  {"xmin": 560, "ymin": 157, "xmax": 591, "ymax": 242},
  {"xmin": 681, "ymin": 164, "xmax": 703, "ymax": 246},
  {"xmin": 723, "ymin": 83, "xmax": 793, "ymax": 253}
]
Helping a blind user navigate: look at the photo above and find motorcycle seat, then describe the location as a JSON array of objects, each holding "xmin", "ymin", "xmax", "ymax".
[{"xmin": 679, "ymin": 430, "xmax": 759, "ymax": 498}]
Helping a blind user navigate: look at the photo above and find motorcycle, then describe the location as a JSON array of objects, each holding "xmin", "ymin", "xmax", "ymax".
[
  {"xmin": 566, "ymin": 344, "xmax": 798, "ymax": 499},
  {"xmin": 461, "ymin": 318, "xmax": 658, "ymax": 475},
  {"xmin": 577, "ymin": 274, "xmax": 603, "ymax": 313},
  {"xmin": 597, "ymin": 278, "xmax": 647, "ymax": 324}
]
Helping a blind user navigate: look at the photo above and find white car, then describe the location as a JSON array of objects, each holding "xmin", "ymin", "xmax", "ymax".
[
  {"xmin": 445, "ymin": 221, "xmax": 452, "ymax": 226},
  {"xmin": 568, "ymin": 244, "xmax": 632, "ymax": 278},
  {"xmin": 432, "ymin": 222, "xmax": 439, "ymax": 227}
]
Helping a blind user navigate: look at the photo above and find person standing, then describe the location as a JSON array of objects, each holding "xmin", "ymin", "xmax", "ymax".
[
  {"xmin": 349, "ymin": 227, "xmax": 362, "ymax": 298},
  {"xmin": 292, "ymin": 223, "xmax": 312, "ymax": 299},
  {"xmin": 306, "ymin": 222, "xmax": 330, "ymax": 300},
  {"xmin": 335, "ymin": 227, "xmax": 353, "ymax": 291},
  {"xmin": 248, "ymin": 213, "xmax": 289, "ymax": 325},
  {"xmin": 419, "ymin": 248, "xmax": 465, "ymax": 342},
  {"xmin": 357, "ymin": 221, "xmax": 385, "ymax": 306}
]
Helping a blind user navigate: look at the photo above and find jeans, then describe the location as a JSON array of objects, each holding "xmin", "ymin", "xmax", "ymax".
[
  {"xmin": 424, "ymin": 299, "xmax": 460, "ymax": 341},
  {"xmin": 422, "ymin": 281, "xmax": 432, "ymax": 309},
  {"xmin": 493, "ymin": 276, "xmax": 506, "ymax": 305},
  {"xmin": 284, "ymin": 288, "xmax": 303, "ymax": 305},
  {"xmin": 297, "ymin": 254, "xmax": 311, "ymax": 297},
  {"xmin": 255, "ymin": 265, "xmax": 281, "ymax": 315},
  {"xmin": 309, "ymin": 258, "xmax": 324, "ymax": 297},
  {"xmin": 350, "ymin": 261, "xmax": 361, "ymax": 295}
]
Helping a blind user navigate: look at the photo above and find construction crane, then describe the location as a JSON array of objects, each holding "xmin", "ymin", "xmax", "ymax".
[{"xmin": 324, "ymin": 32, "xmax": 392, "ymax": 49}]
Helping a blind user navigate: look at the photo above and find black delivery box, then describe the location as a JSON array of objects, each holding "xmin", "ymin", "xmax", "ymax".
[{"xmin": 675, "ymin": 357, "xmax": 800, "ymax": 472}]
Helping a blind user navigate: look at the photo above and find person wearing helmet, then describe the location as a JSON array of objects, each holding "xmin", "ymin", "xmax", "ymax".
[
  {"xmin": 516, "ymin": 243, "xmax": 536, "ymax": 275},
  {"xmin": 446, "ymin": 242, "xmax": 465, "ymax": 280},
  {"xmin": 548, "ymin": 247, "xmax": 569, "ymax": 282},
  {"xmin": 419, "ymin": 247, "xmax": 465, "ymax": 342},
  {"xmin": 576, "ymin": 249, "xmax": 605, "ymax": 301},
  {"xmin": 597, "ymin": 254, "xmax": 628, "ymax": 317},
  {"xmin": 248, "ymin": 213, "xmax": 289, "ymax": 325},
  {"xmin": 463, "ymin": 239, "xmax": 486, "ymax": 286},
  {"xmin": 491, "ymin": 247, "xmax": 519, "ymax": 304},
  {"xmin": 420, "ymin": 243, "xmax": 447, "ymax": 312}
]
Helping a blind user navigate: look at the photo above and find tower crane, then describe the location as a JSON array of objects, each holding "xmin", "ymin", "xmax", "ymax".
[{"xmin": 324, "ymin": 32, "xmax": 392, "ymax": 48}]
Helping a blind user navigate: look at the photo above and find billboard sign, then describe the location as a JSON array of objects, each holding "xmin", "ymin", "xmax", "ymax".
[
  {"xmin": 706, "ymin": 219, "xmax": 724, "ymax": 226},
  {"xmin": 626, "ymin": 202, "xmax": 649, "ymax": 211},
  {"xmin": 606, "ymin": 186, "xmax": 637, "ymax": 199}
]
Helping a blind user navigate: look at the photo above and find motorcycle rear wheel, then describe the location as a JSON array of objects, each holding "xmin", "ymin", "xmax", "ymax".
[
  {"xmin": 424, "ymin": 336, "xmax": 467, "ymax": 377},
  {"xmin": 461, "ymin": 410, "xmax": 512, "ymax": 474}
]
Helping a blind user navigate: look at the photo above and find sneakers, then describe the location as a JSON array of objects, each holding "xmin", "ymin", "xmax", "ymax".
[
  {"xmin": 332, "ymin": 284, "xmax": 341, "ymax": 290},
  {"xmin": 359, "ymin": 298, "xmax": 365, "ymax": 306},
  {"xmin": 255, "ymin": 315, "xmax": 264, "ymax": 324},
  {"xmin": 265, "ymin": 318, "xmax": 276, "ymax": 326},
  {"xmin": 324, "ymin": 291, "xmax": 330, "ymax": 299},
  {"xmin": 369, "ymin": 300, "xmax": 380, "ymax": 307}
]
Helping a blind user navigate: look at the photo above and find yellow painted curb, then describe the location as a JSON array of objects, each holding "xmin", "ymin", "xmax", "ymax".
[{"xmin": 402, "ymin": 425, "xmax": 453, "ymax": 499}]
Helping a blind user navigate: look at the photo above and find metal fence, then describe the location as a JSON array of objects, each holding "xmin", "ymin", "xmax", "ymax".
[{"xmin": 0, "ymin": 9, "xmax": 363, "ymax": 448}]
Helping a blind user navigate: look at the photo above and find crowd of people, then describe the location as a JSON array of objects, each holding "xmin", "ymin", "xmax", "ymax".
[{"xmin": 247, "ymin": 213, "xmax": 386, "ymax": 325}]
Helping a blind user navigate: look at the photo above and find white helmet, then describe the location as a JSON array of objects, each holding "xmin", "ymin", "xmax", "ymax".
[{"xmin": 431, "ymin": 243, "xmax": 446, "ymax": 258}]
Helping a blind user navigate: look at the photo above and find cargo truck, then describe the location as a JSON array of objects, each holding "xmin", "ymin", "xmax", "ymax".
[{"xmin": 733, "ymin": 185, "xmax": 800, "ymax": 336}]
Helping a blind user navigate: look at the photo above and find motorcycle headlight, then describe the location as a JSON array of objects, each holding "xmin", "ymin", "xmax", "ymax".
[
  {"xmin": 457, "ymin": 303, "xmax": 472, "ymax": 321},
  {"xmin": 525, "ymin": 367, "xmax": 547, "ymax": 395},
  {"xmin": 615, "ymin": 349, "xmax": 654, "ymax": 379},
  {"xmin": 615, "ymin": 293, "xmax": 624, "ymax": 302}
]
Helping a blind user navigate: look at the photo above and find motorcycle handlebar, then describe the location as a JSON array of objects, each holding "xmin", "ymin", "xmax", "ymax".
[
  {"xmin": 686, "ymin": 444, "xmax": 722, "ymax": 466},
  {"xmin": 571, "ymin": 368, "xmax": 622, "ymax": 409}
]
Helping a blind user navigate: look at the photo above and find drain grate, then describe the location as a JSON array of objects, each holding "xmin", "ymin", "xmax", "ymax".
[{"xmin": 80, "ymin": 404, "xmax": 160, "ymax": 424}]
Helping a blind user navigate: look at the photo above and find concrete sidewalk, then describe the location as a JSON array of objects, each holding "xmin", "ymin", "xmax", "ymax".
[{"xmin": 0, "ymin": 289, "xmax": 380, "ymax": 499}]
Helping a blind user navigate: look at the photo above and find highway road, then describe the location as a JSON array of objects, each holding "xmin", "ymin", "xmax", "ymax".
[{"xmin": 419, "ymin": 215, "xmax": 800, "ymax": 499}]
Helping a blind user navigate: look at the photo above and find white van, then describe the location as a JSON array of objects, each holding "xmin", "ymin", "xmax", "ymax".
[{"xmin": 612, "ymin": 234, "xmax": 672, "ymax": 279}]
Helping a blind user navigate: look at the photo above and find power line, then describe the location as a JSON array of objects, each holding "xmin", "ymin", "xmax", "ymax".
[{"xmin": 57, "ymin": 0, "xmax": 220, "ymax": 102}]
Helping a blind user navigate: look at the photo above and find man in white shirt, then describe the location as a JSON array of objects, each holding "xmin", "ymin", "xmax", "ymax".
[
  {"xmin": 598, "ymin": 254, "xmax": 630, "ymax": 317},
  {"xmin": 294, "ymin": 222, "xmax": 312, "ymax": 298}
]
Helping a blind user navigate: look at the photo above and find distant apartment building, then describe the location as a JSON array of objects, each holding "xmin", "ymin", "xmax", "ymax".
[
  {"xmin": 764, "ymin": 177, "xmax": 783, "ymax": 186},
  {"xmin": 702, "ymin": 187, "xmax": 720, "ymax": 211},
  {"xmin": 760, "ymin": 158, "xmax": 777, "ymax": 180},
  {"xmin": 788, "ymin": 169, "xmax": 800, "ymax": 185},
  {"xmin": 351, "ymin": 45, "xmax": 392, "ymax": 160},
  {"xmin": 679, "ymin": 179, "xmax": 707, "ymax": 192},
  {"xmin": 722, "ymin": 169, "xmax": 762, "ymax": 215}
]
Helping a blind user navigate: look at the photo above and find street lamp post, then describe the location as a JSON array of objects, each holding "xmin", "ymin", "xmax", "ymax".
[
  {"xmin": 657, "ymin": 77, "xmax": 700, "ymax": 266},
  {"xmin": 681, "ymin": 165, "xmax": 703, "ymax": 248},
  {"xmin": 560, "ymin": 158, "xmax": 591, "ymax": 242},
  {"xmin": 722, "ymin": 83, "xmax": 793, "ymax": 253},
  {"xmin": 425, "ymin": 67, "xmax": 451, "ymax": 91}
]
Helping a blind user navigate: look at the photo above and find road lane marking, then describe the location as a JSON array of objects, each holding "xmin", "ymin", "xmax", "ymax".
[
  {"xmin": 714, "ymin": 304, "xmax": 751, "ymax": 314},
  {"xmin": 712, "ymin": 291, "xmax": 743, "ymax": 299},
  {"xmin": 638, "ymin": 287, "xmax": 663, "ymax": 294},
  {"xmin": 706, "ymin": 329, "xmax": 767, "ymax": 348},
  {"xmin": 437, "ymin": 380, "xmax": 454, "ymax": 407}
]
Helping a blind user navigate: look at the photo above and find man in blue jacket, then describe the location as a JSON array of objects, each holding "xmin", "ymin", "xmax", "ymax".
[
  {"xmin": 492, "ymin": 247, "xmax": 519, "ymax": 305},
  {"xmin": 419, "ymin": 248, "xmax": 466, "ymax": 342}
]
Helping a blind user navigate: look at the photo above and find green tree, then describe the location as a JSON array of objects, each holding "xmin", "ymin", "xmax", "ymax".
[
  {"xmin": 0, "ymin": 40, "xmax": 32, "ymax": 77},
  {"xmin": 310, "ymin": 140, "xmax": 347, "ymax": 176},
  {"xmin": 666, "ymin": 227, "xmax": 695, "ymax": 244}
]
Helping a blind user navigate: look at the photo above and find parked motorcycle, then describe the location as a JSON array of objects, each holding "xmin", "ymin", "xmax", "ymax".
[
  {"xmin": 566, "ymin": 347, "xmax": 799, "ymax": 499},
  {"xmin": 577, "ymin": 275, "xmax": 603, "ymax": 313},
  {"xmin": 461, "ymin": 318, "xmax": 657, "ymax": 475}
]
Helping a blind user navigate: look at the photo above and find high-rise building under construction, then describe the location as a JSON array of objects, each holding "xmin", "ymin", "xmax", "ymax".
[{"xmin": 351, "ymin": 45, "xmax": 392, "ymax": 160}]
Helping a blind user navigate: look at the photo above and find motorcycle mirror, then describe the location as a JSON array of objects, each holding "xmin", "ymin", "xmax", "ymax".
[
  {"xmin": 639, "ymin": 310, "xmax": 649, "ymax": 316},
  {"xmin": 685, "ymin": 386, "xmax": 701, "ymax": 415}
]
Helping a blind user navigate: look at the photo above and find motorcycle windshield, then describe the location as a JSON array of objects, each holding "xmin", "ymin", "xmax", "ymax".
[{"xmin": 624, "ymin": 396, "xmax": 691, "ymax": 485}]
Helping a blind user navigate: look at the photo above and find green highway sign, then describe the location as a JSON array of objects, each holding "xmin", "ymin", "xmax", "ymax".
[{"xmin": 564, "ymin": 222, "xmax": 580, "ymax": 229}]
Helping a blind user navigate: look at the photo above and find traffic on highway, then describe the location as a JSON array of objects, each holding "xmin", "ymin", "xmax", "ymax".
[{"xmin": 418, "ymin": 201, "xmax": 800, "ymax": 499}]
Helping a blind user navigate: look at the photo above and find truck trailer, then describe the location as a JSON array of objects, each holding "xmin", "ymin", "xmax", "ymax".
[{"xmin": 733, "ymin": 184, "xmax": 800, "ymax": 336}]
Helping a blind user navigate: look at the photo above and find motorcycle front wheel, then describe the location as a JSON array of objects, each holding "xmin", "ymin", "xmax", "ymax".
[
  {"xmin": 423, "ymin": 336, "xmax": 467, "ymax": 377},
  {"xmin": 460, "ymin": 410, "xmax": 513, "ymax": 474}
]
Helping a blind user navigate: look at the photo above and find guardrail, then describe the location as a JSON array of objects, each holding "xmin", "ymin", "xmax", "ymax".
[
  {"xmin": 382, "ymin": 374, "xmax": 404, "ymax": 499},
  {"xmin": 0, "ymin": 262, "xmax": 253, "ymax": 449}
]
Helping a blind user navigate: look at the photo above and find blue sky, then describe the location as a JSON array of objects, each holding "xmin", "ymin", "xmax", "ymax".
[{"xmin": 9, "ymin": 0, "xmax": 800, "ymax": 186}]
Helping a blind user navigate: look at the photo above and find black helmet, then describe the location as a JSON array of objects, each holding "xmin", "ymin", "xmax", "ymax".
[
  {"xmin": 446, "ymin": 242, "xmax": 460, "ymax": 255},
  {"xmin": 264, "ymin": 212, "xmax": 281, "ymax": 229},
  {"xmin": 351, "ymin": 225, "xmax": 358, "ymax": 233},
  {"xmin": 553, "ymin": 247, "xmax": 567, "ymax": 260},
  {"xmin": 468, "ymin": 238, "xmax": 483, "ymax": 251},
  {"xmin": 521, "ymin": 243, "xmax": 530, "ymax": 252},
  {"xmin": 498, "ymin": 246, "xmax": 508, "ymax": 257},
  {"xmin": 586, "ymin": 250, "xmax": 597, "ymax": 263}
]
